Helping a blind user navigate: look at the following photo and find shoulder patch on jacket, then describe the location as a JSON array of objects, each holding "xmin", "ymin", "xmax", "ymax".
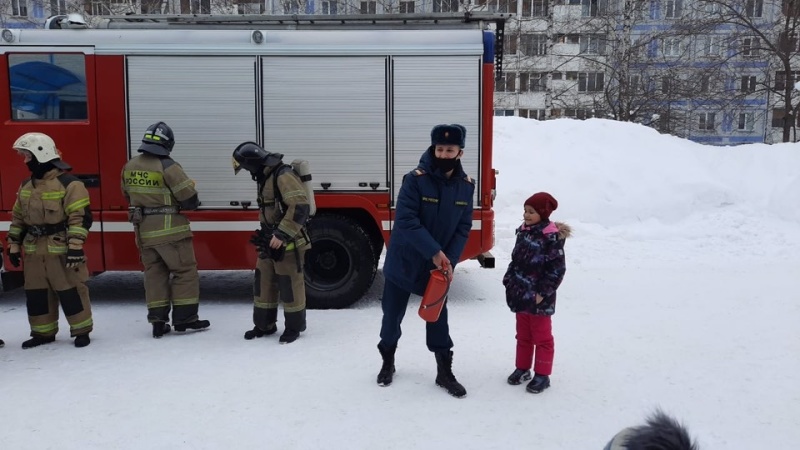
[
  {"xmin": 56, "ymin": 173, "xmax": 80, "ymax": 188},
  {"xmin": 413, "ymin": 168, "xmax": 426, "ymax": 176},
  {"xmin": 160, "ymin": 157, "xmax": 177, "ymax": 170},
  {"xmin": 463, "ymin": 175, "xmax": 475, "ymax": 185}
]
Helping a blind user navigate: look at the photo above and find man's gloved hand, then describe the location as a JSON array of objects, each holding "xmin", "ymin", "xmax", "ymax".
[
  {"xmin": 66, "ymin": 248, "xmax": 85, "ymax": 268},
  {"xmin": 7, "ymin": 248, "xmax": 21, "ymax": 268},
  {"xmin": 249, "ymin": 229, "xmax": 272, "ymax": 260}
]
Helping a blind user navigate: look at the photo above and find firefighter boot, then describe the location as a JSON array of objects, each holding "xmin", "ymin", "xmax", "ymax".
[
  {"xmin": 74, "ymin": 334, "xmax": 91, "ymax": 348},
  {"xmin": 377, "ymin": 343, "xmax": 397, "ymax": 387},
  {"xmin": 22, "ymin": 335, "xmax": 56, "ymax": 349},
  {"xmin": 435, "ymin": 351, "xmax": 467, "ymax": 398},
  {"xmin": 174, "ymin": 319, "xmax": 211, "ymax": 332},
  {"xmin": 244, "ymin": 324, "xmax": 278, "ymax": 340},
  {"xmin": 152, "ymin": 322, "xmax": 171, "ymax": 339}
]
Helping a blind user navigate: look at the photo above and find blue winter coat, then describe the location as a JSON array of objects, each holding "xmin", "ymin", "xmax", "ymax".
[
  {"xmin": 503, "ymin": 221, "xmax": 570, "ymax": 315},
  {"xmin": 382, "ymin": 147, "xmax": 475, "ymax": 296}
]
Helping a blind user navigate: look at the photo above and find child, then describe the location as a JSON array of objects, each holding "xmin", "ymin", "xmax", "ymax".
[{"xmin": 502, "ymin": 192, "xmax": 570, "ymax": 393}]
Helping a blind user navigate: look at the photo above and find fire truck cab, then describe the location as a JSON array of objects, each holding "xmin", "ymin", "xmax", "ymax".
[{"xmin": 0, "ymin": 13, "xmax": 505, "ymax": 308}]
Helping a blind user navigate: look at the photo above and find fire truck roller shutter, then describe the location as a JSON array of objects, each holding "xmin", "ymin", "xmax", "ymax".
[{"xmin": 304, "ymin": 214, "xmax": 376, "ymax": 309}]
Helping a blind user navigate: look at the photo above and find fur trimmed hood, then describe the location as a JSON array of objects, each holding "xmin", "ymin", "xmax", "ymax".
[{"xmin": 554, "ymin": 222, "xmax": 572, "ymax": 240}]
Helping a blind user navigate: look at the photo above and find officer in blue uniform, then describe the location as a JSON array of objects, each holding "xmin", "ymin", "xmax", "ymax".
[{"xmin": 376, "ymin": 124, "xmax": 475, "ymax": 398}]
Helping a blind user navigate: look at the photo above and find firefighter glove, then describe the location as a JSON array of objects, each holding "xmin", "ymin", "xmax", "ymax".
[
  {"xmin": 7, "ymin": 249, "xmax": 21, "ymax": 268},
  {"xmin": 66, "ymin": 248, "xmax": 85, "ymax": 268},
  {"xmin": 249, "ymin": 229, "xmax": 272, "ymax": 260}
]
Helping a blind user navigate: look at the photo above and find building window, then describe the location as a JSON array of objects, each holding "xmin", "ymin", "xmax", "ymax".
[
  {"xmin": 520, "ymin": 72, "xmax": 546, "ymax": 92},
  {"xmin": 746, "ymin": 0, "xmax": 763, "ymax": 17},
  {"xmin": 662, "ymin": 38, "xmax": 682, "ymax": 57},
  {"xmin": 703, "ymin": 1, "xmax": 721, "ymax": 14},
  {"xmin": 360, "ymin": 1, "xmax": 377, "ymax": 13},
  {"xmin": 399, "ymin": 1, "xmax": 415, "ymax": 12},
  {"xmin": 661, "ymin": 76, "xmax": 676, "ymax": 93},
  {"xmin": 281, "ymin": 0, "xmax": 300, "ymax": 13},
  {"xmin": 741, "ymin": 37, "xmax": 759, "ymax": 57},
  {"xmin": 740, "ymin": 76, "xmax": 757, "ymax": 92},
  {"xmin": 495, "ymin": 73, "xmax": 517, "ymax": 92},
  {"xmin": 494, "ymin": 109, "xmax": 515, "ymax": 116},
  {"xmin": 628, "ymin": 74, "xmax": 641, "ymax": 92},
  {"xmin": 504, "ymin": 34, "xmax": 518, "ymax": 54},
  {"xmin": 486, "ymin": 0, "xmax": 518, "ymax": 13},
  {"xmin": 578, "ymin": 72, "xmax": 604, "ymax": 92},
  {"xmin": 580, "ymin": 34, "xmax": 606, "ymax": 54},
  {"xmin": 321, "ymin": 0, "xmax": 339, "ymax": 14},
  {"xmin": 237, "ymin": 1, "xmax": 261, "ymax": 14},
  {"xmin": 771, "ymin": 108, "xmax": 798, "ymax": 127},
  {"xmin": 581, "ymin": 0, "xmax": 603, "ymax": 17},
  {"xmin": 775, "ymin": 71, "xmax": 800, "ymax": 89},
  {"xmin": 699, "ymin": 75, "xmax": 710, "ymax": 93},
  {"xmin": 700, "ymin": 35, "xmax": 721, "ymax": 56},
  {"xmin": 779, "ymin": 32, "xmax": 799, "ymax": 52},
  {"xmin": 784, "ymin": 0, "xmax": 800, "ymax": 16},
  {"xmin": 433, "ymin": 0, "xmax": 460, "ymax": 12},
  {"xmin": 191, "ymin": 0, "xmax": 212, "ymax": 14},
  {"xmin": 519, "ymin": 108, "xmax": 547, "ymax": 120},
  {"xmin": 664, "ymin": 0, "xmax": 682, "ymax": 18},
  {"xmin": 521, "ymin": 34, "xmax": 547, "ymax": 56},
  {"xmin": 50, "ymin": 0, "xmax": 67, "ymax": 14},
  {"xmin": 523, "ymin": 0, "xmax": 548, "ymax": 16},
  {"xmin": 698, "ymin": 112, "xmax": 715, "ymax": 131},
  {"xmin": 737, "ymin": 112, "xmax": 755, "ymax": 131},
  {"xmin": 12, "ymin": 0, "xmax": 28, "ymax": 16},
  {"xmin": 8, "ymin": 53, "xmax": 88, "ymax": 121}
]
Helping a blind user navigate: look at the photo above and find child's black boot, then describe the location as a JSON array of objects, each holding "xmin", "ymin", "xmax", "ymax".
[
  {"xmin": 507, "ymin": 368, "xmax": 532, "ymax": 385},
  {"xmin": 526, "ymin": 373, "xmax": 551, "ymax": 393}
]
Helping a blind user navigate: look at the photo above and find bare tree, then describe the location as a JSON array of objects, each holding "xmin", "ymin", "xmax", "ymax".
[{"xmin": 680, "ymin": 0, "xmax": 800, "ymax": 142}]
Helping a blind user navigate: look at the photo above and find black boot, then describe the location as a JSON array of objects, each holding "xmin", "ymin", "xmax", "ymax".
[
  {"xmin": 526, "ymin": 374, "xmax": 551, "ymax": 394},
  {"xmin": 174, "ymin": 319, "xmax": 211, "ymax": 332},
  {"xmin": 434, "ymin": 351, "xmax": 467, "ymax": 398},
  {"xmin": 244, "ymin": 324, "xmax": 278, "ymax": 340},
  {"xmin": 152, "ymin": 322, "xmax": 171, "ymax": 339},
  {"xmin": 279, "ymin": 329, "xmax": 300, "ymax": 344},
  {"xmin": 22, "ymin": 335, "xmax": 56, "ymax": 349},
  {"xmin": 507, "ymin": 368, "xmax": 532, "ymax": 385},
  {"xmin": 74, "ymin": 334, "xmax": 91, "ymax": 348},
  {"xmin": 377, "ymin": 343, "xmax": 397, "ymax": 387},
  {"xmin": 0, "ymin": 339, "xmax": 5, "ymax": 348}
]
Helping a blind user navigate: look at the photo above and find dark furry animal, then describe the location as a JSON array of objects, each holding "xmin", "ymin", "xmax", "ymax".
[{"xmin": 604, "ymin": 409, "xmax": 699, "ymax": 450}]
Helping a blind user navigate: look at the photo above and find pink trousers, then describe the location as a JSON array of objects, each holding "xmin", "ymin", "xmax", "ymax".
[{"xmin": 515, "ymin": 312, "xmax": 554, "ymax": 375}]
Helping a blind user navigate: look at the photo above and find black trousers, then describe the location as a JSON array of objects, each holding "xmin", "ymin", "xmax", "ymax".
[{"xmin": 379, "ymin": 279, "xmax": 453, "ymax": 353}]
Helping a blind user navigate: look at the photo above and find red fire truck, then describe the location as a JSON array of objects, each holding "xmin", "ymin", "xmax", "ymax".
[{"xmin": 0, "ymin": 13, "xmax": 506, "ymax": 308}]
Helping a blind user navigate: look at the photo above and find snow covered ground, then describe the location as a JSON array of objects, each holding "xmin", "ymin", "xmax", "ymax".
[{"xmin": 2, "ymin": 117, "xmax": 799, "ymax": 449}]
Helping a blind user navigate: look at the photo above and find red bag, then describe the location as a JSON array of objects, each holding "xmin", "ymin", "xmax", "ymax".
[{"xmin": 419, "ymin": 269, "xmax": 451, "ymax": 322}]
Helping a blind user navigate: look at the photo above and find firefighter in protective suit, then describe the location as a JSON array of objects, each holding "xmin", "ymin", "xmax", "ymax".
[
  {"xmin": 121, "ymin": 122, "xmax": 210, "ymax": 338},
  {"xmin": 6, "ymin": 132, "xmax": 94, "ymax": 349},
  {"xmin": 233, "ymin": 142, "xmax": 311, "ymax": 344}
]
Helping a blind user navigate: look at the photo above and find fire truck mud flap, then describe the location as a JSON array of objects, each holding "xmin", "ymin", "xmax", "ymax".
[
  {"xmin": 303, "ymin": 214, "xmax": 377, "ymax": 309},
  {"xmin": 476, "ymin": 252, "xmax": 495, "ymax": 269}
]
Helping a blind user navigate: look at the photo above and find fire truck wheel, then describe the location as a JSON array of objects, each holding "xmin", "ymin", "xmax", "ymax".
[
  {"xmin": 304, "ymin": 214, "xmax": 377, "ymax": 309},
  {"xmin": 1, "ymin": 270, "xmax": 25, "ymax": 292}
]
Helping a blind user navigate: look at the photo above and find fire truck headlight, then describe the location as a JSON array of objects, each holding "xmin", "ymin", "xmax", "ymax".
[
  {"xmin": 2, "ymin": 29, "xmax": 14, "ymax": 43},
  {"xmin": 252, "ymin": 30, "xmax": 264, "ymax": 44}
]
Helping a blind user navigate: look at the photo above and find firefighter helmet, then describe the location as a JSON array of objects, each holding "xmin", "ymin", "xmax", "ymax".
[
  {"xmin": 138, "ymin": 122, "xmax": 175, "ymax": 156},
  {"xmin": 12, "ymin": 132, "xmax": 71, "ymax": 170},
  {"xmin": 232, "ymin": 142, "xmax": 283, "ymax": 175}
]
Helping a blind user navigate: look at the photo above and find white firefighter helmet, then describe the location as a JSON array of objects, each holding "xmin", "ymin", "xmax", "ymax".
[{"xmin": 12, "ymin": 132, "xmax": 71, "ymax": 170}]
